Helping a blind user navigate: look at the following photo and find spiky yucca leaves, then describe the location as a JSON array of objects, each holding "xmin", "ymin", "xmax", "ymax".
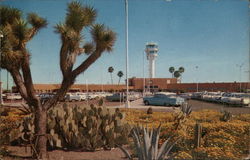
[
  {"xmin": 27, "ymin": 13, "xmax": 47, "ymax": 31},
  {"xmin": 220, "ymin": 110, "xmax": 232, "ymax": 122},
  {"xmin": 91, "ymin": 24, "xmax": 116, "ymax": 52},
  {"xmin": 0, "ymin": 6, "xmax": 21, "ymax": 26},
  {"xmin": 180, "ymin": 103, "xmax": 192, "ymax": 116},
  {"xmin": 66, "ymin": 1, "xmax": 96, "ymax": 32},
  {"xmin": 173, "ymin": 103, "xmax": 192, "ymax": 130},
  {"xmin": 0, "ymin": 6, "xmax": 47, "ymax": 71},
  {"xmin": 119, "ymin": 125, "xmax": 179, "ymax": 160}
]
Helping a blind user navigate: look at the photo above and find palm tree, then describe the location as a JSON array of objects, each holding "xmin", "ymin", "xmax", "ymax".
[
  {"xmin": 178, "ymin": 67, "xmax": 185, "ymax": 83},
  {"xmin": 117, "ymin": 71, "xmax": 124, "ymax": 85},
  {"xmin": 108, "ymin": 66, "xmax": 114, "ymax": 84},
  {"xmin": 179, "ymin": 67, "xmax": 185, "ymax": 73},
  {"xmin": 169, "ymin": 67, "xmax": 175, "ymax": 78},
  {"xmin": 1, "ymin": 2, "xmax": 116, "ymax": 158},
  {"xmin": 174, "ymin": 70, "xmax": 181, "ymax": 83}
]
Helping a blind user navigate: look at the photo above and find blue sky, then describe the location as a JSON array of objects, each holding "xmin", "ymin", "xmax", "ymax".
[{"xmin": 1, "ymin": 0, "xmax": 249, "ymax": 89}]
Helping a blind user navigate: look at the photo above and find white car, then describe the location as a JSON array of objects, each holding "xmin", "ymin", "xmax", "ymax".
[
  {"xmin": 221, "ymin": 93, "xmax": 250, "ymax": 106},
  {"xmin": 65, "ymin": 93, "xmax": 81, "ymax": 102},
  {"xmin": 6, "ymin": 93, "xmax": 22, "ymax": 100},
  {"xmin": 202, "ymin": 92, "xmax": 224, "ymax": 102},
  {"xmin": 76, "ymin": 92, "xmax": 87, "ymax": 101}
]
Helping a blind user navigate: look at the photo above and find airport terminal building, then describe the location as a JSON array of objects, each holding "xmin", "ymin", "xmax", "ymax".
[{"xmin": 12, "ymin": 78, "xmax": 250, "ymax": 93}]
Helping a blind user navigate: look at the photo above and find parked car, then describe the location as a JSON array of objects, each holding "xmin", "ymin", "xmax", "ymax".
[
  {"xmin": 5, "ymin": 93, "xmax": 22, "ymax": 100},
  {"xmin": 65, "ymin": 93, "xmax": 81, "ymax": 102},
  {"xmin": 209, "ymin": 92, "xmax": 225, "ymax": 102},
  {"xmin": 143, "ymin": 92, "xmax": 185, "ymax": 106},
  {"xmin": 191, "ymin": 92, "xmax": 204, "ymax": 100},
  {"xmin": 179, "ymin": 93, "xmax": 192, "ymax": 100},
  {"xmin": 106, "ymin": 93, "xmax": 125, "ymax": 102},
  {"xmin": 220, "ymin": 93, "xmax": 250, "ymax": 106},
  {"xmin": 76, "ymin": 92, "xmax": 87, "ymax": 101},
  {"xmin": 39, "ymin": 93, "xmax": 55, "ymax": 101},
  {"xmin": 127, "ymin": 92, "xmax": 141, "ymax": 101}
]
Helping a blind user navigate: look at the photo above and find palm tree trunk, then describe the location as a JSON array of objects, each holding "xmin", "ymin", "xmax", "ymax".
[
  {"xmin": 118, "ymin": 77, "xmax": 121, "ymax": 85},
  {"xmin": 110, "ymin": 73, "xmax": 113, "ymax": 84}
]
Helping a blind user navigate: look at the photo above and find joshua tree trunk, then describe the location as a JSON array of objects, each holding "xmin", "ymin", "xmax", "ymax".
[{"xmin": 34, "ymin": 105, "xmax": 47, "ymax": 159}]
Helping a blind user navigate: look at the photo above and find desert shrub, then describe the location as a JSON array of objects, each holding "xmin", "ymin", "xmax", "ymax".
[
  {"xmin": 0, "ymin": 108, "xmax": 24, "ymax": 156},
  {"xmin": 146, "ymin": 107, "xmax": 153, "ymax": 114},
  {"xmin": 124, "ymin": 109, "xmax": 250, "ymax": 159}
]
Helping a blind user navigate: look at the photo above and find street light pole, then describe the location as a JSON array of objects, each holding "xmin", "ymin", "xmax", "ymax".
[
  {"xmin": 195, "ymin": 66, "xmax": 199, "ymax": 92},
  {"xmin": 125, "ymin": 0, "xmax": 130, "ymax": 108},
  {"xmin": 0, "ymin": 33, "xmax": 3, "ymax": 105},
  {"xmin": 236, "ymin": 63, "xmax": 244, "ymax": 92},
  {"xmin": 143, "ymin": 50, "xmax": 145, "ymax": 97}
]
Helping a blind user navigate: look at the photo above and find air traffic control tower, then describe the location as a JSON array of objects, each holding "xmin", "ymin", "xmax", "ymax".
[{"xmin": 145, "ymin": 43, "xmax": 158, "ymax": 78}]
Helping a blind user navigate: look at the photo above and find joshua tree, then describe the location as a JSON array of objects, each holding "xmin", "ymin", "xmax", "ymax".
[
  {"xmin": 0, "ymin": 2, "xmax": 116, "ymax": 158},
  {"xmin": 117, "ymin": 70, "xmax": 124, "ymax": 85},
  {"xmin": 169, "ymin": 67, "xmax": 175, "ymax": 78},
  {"xmin": 108, "ymin": 66, "xmax": 114, "ymax": 84}
]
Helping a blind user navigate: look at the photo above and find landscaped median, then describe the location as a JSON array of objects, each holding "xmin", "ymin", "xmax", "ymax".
[
  {"xmin": 1, "ymin": 105, "xmax": 250, "ymax": 159},
  {"xmin": 122, "ymin": 108, "xmax": 250, "ymax": 159}
]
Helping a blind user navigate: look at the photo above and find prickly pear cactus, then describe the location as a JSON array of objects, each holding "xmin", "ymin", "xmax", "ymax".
[{"xmin": 13, "ymin": 103, "xmax": 131, "ymax": 151}]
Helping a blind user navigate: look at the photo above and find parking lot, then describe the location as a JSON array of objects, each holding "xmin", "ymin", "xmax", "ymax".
[
  {"xmin": 3, "ymin": 98, "xmax": 250, "ymax": 115},
  {"xmin": 108, "ymin": 98, "xmax": 250, "ymax": 114}
]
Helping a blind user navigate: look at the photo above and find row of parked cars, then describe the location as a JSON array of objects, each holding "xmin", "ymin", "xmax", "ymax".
[
  {"xmin": 2, "ymin": 93, "xmax": 23, "ymax": 101},
  {"xmin": 39, "ymin": 92, "xmax": 113, "ymax": 102},
  {"xmin": 105, "ymin": 92, "xmax": 142, "ymax": 102},
  {"xmin": 191, "ymin": 91, "xmax": 250, "ymax": 106}
]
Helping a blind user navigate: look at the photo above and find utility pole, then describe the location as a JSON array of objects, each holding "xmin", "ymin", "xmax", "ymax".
[
  {"xmin": 236, "ymin": 63, "xmax": 244, "ymax": 92},
  {"xmin": 125, "ymin": 0, "xmax": 130, "ymax": 108},
  {"xmin": 195, "ymin": 66, "xmax": 199, "ymax": 92},
  {"xmin": 143, "ymin": 50, "xmax": 145, "ymax": 97}
]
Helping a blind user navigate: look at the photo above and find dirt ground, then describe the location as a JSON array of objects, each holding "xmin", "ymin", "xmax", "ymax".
[{"xmin": 3, "ymin": 146, "xmax": 129, "ymax": 160}]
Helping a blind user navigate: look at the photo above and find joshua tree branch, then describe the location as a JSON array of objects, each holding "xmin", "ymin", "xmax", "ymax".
[
  {"xmin": 21, "ymin": 53, "xmax": 40, "ymax": 107},
  {"xmin": 26, "ymin": 28, "xmax": 38, "ymax": 42},
  {"xmin": 9, "ymin": 68, "xmax": 29, "ymax": 103},
  {"xmin": 59, "ymin": 43, "xmax": 68, "ymax": 77},
  {"xmin": 72, "ymin": 49, "xmax": 103, "ymax": 77}
]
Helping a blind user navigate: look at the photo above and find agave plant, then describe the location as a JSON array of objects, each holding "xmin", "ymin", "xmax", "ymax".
[
  {"xmin": 173, "ymin": 103, "xmax": 192, "ymax": 130},
  {"xmin": 119, "ymin": 125, "xmax": 179, "ymax": 160},
  {"xmin": 180, "ymin": 103, "xmax": 192, "ymax": 116}
]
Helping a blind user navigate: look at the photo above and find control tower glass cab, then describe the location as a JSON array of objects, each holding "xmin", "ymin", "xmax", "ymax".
[{"xmin": 145, "ymin": 43, "xmax": 158, "ymax": 78}]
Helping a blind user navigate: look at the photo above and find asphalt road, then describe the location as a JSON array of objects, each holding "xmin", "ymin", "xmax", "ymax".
[{"xmin": 109, "ymin": 98, "xmax": 250, "ymax": 114}]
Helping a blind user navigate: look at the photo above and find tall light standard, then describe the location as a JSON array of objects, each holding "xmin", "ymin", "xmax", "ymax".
[
  {"xmin": 0, "ymin": 33, "xmax": 3, "ymax": 105},
  {"xmin": 236, "ymin": 63, "xmax": 244, "ymax": 92},
  {"xmin": 125, "ymin": 0, "xmax": 130, "ymax": 108},
  {"xmin": 143, "ymin": 50, "xmax": 145, "ymax": 97},
  {"xmin": 195, "ymin": 66, "xmax": 199, "ymax": 92}
]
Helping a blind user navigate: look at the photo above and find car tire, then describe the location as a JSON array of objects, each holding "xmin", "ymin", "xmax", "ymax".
[{"xmin": 144, "ymin": 100, "xmax": 149, "ymax": 105}]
